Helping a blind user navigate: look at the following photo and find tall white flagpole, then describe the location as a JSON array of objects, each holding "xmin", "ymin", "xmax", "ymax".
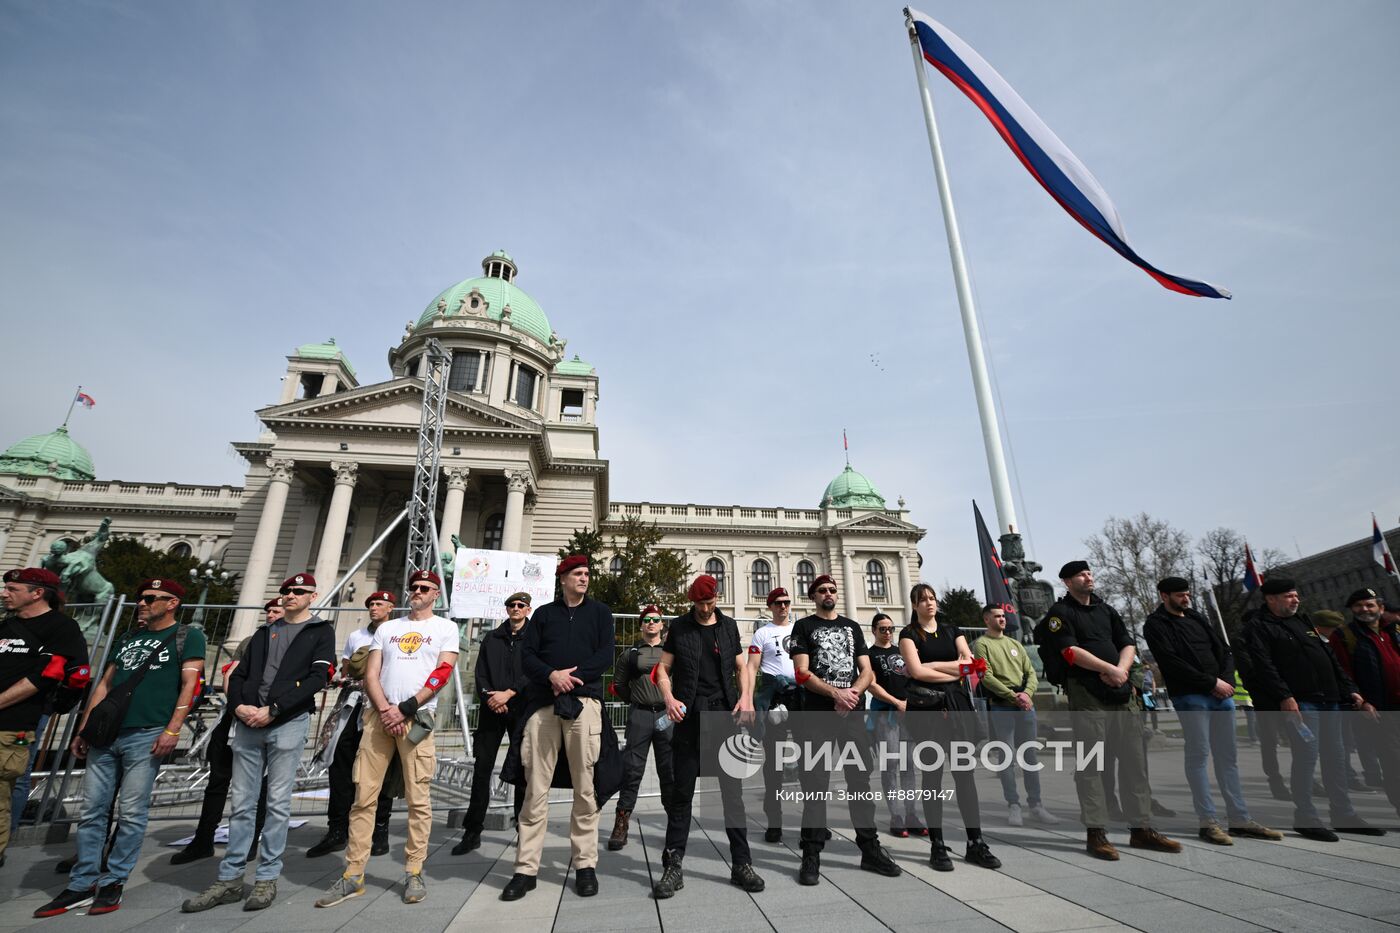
[{"xmin": 905, "ymin": 11, "xmax": 1019, "ymax": 536}]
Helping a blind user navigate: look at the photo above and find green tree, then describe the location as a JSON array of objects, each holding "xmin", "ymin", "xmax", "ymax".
[
  {"xmin": 97, "ymin": 538, "xmax": 240, "ymax": 607},
  {"xmin": 937, "ymin": 584, "xmax": 983, "ymax": 633},
  {"xmin": 557, "ymin": 517, "xmax": 690, "ymax": 614}
]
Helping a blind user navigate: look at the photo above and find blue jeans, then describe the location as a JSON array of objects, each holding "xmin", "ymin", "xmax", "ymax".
[
  {"xmin": 1173, "ymin": 694, "xmax": 1250, "ymax": 824},
  {"xmin": 10, "ymin": 713, "xmax": 50, "ymax": 824},
  {"xmin": 987, "ymin": 704, "xmax": 1041, "ymax": 807},
  {"xmin": 219, "ymin": 713, "xmax": 310, "ymax": 882},
  {"xmin": 1288, "ymin": 703, "xmax": 1359, "ymax": 826},
  {"xmin": 70, "ymin": 727, "xmax": 163, "ymax": 891}
]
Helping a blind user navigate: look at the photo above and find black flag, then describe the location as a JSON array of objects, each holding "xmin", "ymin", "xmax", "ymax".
[{"xmin": 974, "ymin": 500, "xmax": 1022, "ymax": 637}]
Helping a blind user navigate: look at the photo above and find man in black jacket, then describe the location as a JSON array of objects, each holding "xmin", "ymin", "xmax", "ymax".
[
  {"xmin": 453, "ymin": 590, "xmax": 531, "ymax": 854},
  {"xmin": 1142, "ymin": 577, "xmax": 1280, "ymax": 844},
  {"xmin": 1241, "ymin": 577, "xmax": 1383, "ymax": 840},
  {"xmin": 502, "ymin": 555, "xmax": 615, "ymax": 902},
  {"xmin": 651, "ymin": 575, "xmax": 763, "ymax": 898},
  {"xmin": 1338, "ymin": 587, "xmax": 1400, "ymax": 818},
  {"xmin": 182, "ymin": 572, "xmax": 337, "ymax": 913}
]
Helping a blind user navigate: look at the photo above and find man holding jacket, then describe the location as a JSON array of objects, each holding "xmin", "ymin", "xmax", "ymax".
[
  {"xmin": 1142, "ymin": 577, "xmax": 1280, "ymax": 845},
  {"xmin": 183, "ymin": 572, "xmax": 337, "ymax": 913}
]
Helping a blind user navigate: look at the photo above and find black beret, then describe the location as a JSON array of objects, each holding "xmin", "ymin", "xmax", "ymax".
[
  {"xmin": 1260, "ymin": 577, "xmax": 1296, "ymax": 596},
  {"xmin": 1058, "ymin": 560, "xmax": 1090, "ymax": 579},
  {"xmin": 1346, "ymin": 587, "xmax": 1381, "ymax": 607},
  {"xmin": 1157, "ymin": 576, "xmax": 1191, "ymax": 594}
]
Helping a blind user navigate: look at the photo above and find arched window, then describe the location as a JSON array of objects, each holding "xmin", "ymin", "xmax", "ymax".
[
  {"xmin": 168, "ymin": 542, "xmax": 193, "ymax": 560},
  {"xmin": 609, "ymin": 555, "xmax": 624, "ymax": 576},
  {"xmin": 795, "ymin": 560, "xmax": 815, "ymax": 597},
  {"xmin": 865, "ymin": 559, "xmax": 888, "ymax": 601},
  {"xmin": 751, "ymin": 558, "xmax": 772, "ymax": 600},
  {"xmin": 483, "ymin": 513, "xmax": 504, "ymax": 551},
  {"xmin": 704, "ymin": 558, "xmax": 726, "ymax": 599}
]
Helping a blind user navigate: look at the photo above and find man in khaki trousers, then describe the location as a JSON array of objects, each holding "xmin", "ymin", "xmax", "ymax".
[{"xmin": 501, "ymin": 555, "xmax": 616, "ymax": 902}]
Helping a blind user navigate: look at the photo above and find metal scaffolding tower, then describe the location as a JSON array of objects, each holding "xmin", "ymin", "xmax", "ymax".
[{"xmin": 403, "ymin": 338, "xmax": 449, "ymax": 594}]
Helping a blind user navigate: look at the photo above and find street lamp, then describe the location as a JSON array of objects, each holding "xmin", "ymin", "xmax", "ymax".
[{"xmin": 189, "ymin": 560, "xmax": 231, "ymax": 628}]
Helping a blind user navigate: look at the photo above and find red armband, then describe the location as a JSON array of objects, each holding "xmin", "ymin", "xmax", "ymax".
[
  {"xmin": 649, "ymin": 663, "xmax": 660, "ymax": 685},
  {"xmin": 221, "ymin": 661, "xmax": 235, "ymax": 676},
  {"xmin": 424, "ymin": 661, "xmax": 454, "ymax": 691},
  {"xmin": 65, "ymin": 663, "xmax": 92, "ymax": 690},
  {"xmin": 607, "ymin": 681, "xmax": 619, "ymax": 698},
  {"xmin": 1061, "ymin": 647, "xmax": 1077, "ymax": 665},
  {"xmin": 747, "ymin": 645, "xmax": 761, "ymax": 654},
  {"xmin": 40, "ymin": 654, "xmax": 67, "ymax": 681},
  {"xmin": 795, "ymin": 668, "xmax": 812, "ymax": 685}
]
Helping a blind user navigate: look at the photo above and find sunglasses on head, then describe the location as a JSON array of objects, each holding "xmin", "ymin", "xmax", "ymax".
[
  {"xmin": 280, "ymin": 587, "xmax": 313, "ymax": 596},
  {"xmin": 138, "ymin": 594, "xmax": 173, "ymax": 605},
  {"xmin": 410, "ymin": 584, "xmax": 437, "ymax": 594},
  {"xmin": 506, "ymin": 601, "xmax": 529, "ymax": 609}
]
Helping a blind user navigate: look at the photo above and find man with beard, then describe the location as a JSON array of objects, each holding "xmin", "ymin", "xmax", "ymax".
[
  {"xmin": 745, "ymin": 587, "xmax": 802, "ymax": 842},
  {"xmin": 1038, "ymin": 561, "xmax": 1180, "ymax": 861},
  {"xmin": 305, "ymin": 589, "xmax": 398, "ymax": 859},
  {"xmin": 1335, "ymin": 587, "xmax": 1400, "ymax": 818},
  {"xmin": 650, "ymin": 575, "xmax": 764, "ymax": 898},
  {"xmin": 788, "ymin": 574, "xmax": 901, "ymax": 886},
  {"xmin": 1242, "ymin": 578, "xmax": 1383, "ymax": 840},
  {"xmin": 453, "ymin": 590, "xmax": 531, "ymax": 854},
  {"xmin": 607, "ymin": 603, "xmax": 673, "ymax": 852}
]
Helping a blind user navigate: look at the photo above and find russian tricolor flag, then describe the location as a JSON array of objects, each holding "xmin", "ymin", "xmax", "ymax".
[
  {"xmin": 907, "ymin": 9, "xmax": 1230, "ymax": 300},
  {"xmin": 1373, "ymin": 514, "xmax": 1396, "ymax": 576}
]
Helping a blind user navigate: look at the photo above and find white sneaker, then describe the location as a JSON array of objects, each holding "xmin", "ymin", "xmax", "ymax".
[
  {"xmin": 1028, "ymin": 804, "xmax": 1060, "ymax": 825},
  {"xmin": 1008, "ymin": 804, "xmax": 1023, "ymax": 827}
]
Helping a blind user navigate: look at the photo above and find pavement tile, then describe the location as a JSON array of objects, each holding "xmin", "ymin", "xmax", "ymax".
[{"xmin": 963, "ymin": 893, "xmax": 1118, "ymax": 933}]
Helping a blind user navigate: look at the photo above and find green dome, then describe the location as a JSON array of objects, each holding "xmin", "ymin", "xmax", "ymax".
[
  {"xmin": 0, "ymin": 426, "xmax": 96, "ymax": 481},
  {"xmin": 417, "ymin": 274, "xmax": 553, "ymax": 346},
  {"xmin": 821, "ymin": 465, "xmax": 886, "ymax": 509},
  {"xmin": 294, "ymin": 337, "xmax": 355, "ymax": 376},
  {"xmin": 553, "ymin": 354, "xmax": 595, "ymax": 376}
]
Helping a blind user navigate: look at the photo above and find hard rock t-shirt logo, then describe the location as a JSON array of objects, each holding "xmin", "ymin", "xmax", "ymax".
[{"xmin": 393, "ymin": 631, "xmax": 427, "ymax": 654}]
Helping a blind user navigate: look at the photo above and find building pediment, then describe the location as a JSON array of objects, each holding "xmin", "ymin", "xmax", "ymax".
[
  {"xmin": 257, "ymin": 379, "xmax": 538, "ymax": 433},
  {"xmin": 832, "ymin": 512, "xmax": 920, "ymax": 534}
]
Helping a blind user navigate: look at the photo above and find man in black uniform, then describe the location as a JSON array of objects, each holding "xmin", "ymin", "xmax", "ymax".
[
  {"xmin": 651, "ymin": 576, "xmax": 763, "ymax": 898},
  {"xmin": 789, "ymin": 574, "xmax": 901, "ymax": 886},
  {"xmin": 1039, "ymin": 561, "xmax": 1180, "ymax": 861},
  {"xmin": 0, "ymin": 568, "xmax": 89, "ymax": 868},
  {"xmin": 607, "ymin": 603, "xmax": 673, "ymax": 852},
  {"xmin": 1241, "ymin": 577, "xmax": 1384, "ymax": 840},
  {"xmin": 452, "ymin": 591, "xmax": 531, "ymax": 854}
]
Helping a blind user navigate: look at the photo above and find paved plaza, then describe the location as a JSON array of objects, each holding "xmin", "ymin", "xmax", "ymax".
[{"xmin": 3, "ymin": 748, "xmax": 1397, "ymax": 933}]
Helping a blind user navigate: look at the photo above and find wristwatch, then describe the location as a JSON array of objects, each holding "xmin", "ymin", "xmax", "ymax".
[{"xmin": 267, "ymin": 702, "xmax": 281, "ymax": 719}]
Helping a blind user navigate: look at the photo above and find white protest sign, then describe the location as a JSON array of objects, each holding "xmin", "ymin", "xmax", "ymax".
[{"xmin": 449, "ymin": 547, "xmax": 557, "ymax": 620}]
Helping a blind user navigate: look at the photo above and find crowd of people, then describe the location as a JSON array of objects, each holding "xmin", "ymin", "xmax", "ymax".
[{"xmin": 0, "ymin": 551, "xmax": 1395, "ymax": 915}]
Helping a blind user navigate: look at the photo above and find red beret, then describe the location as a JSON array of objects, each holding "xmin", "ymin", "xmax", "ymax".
[
  {"xmin": 640, "ymin": 604, "xmax": 662, "ymax": 618},
  {"xmin": 408, "ymin": 570, "xmax": 441, "ymax": 588},
  {"xmin": 556, "ymin": 554, "xmax": 589, "ymax": 577},
  {"xmin": 688, "ymin": 574, "xmax": 718, "ymax": 602},
  {"xmin": 5, "ymin": 567, "xmax": 62, "ymax": 589},
  {"xmin": 279, "ymin": 573, "xmax": 317, "ymax": 591},
  {"xmin": 766, "ymin": 587, "xmax": 790, "ymax": 606},
  {"xmin": 263, "ymin": 598, "xmax": 282, "ymax": 612},
  {"xmin": 365, "ymin": 589, "xmax": 397, "ymax": 607},
  {"xmin": 808, "ymin": 574, "xmax": 836, "ymax": 598},
  {"xmin": 138, "ymin": 578, "xmax": 187, "ymax": 599}
]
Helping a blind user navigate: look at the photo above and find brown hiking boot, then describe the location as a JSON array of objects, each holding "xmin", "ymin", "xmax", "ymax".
[
  {"xmin": 607, "ymin": 808, "xmax": 631, "ymax": 851},
  {"xmin": 1129, "ymin": 827, "xmax": 1182, "ymax": 853},
  {"xmin": 1086, "ymin": 828, "xmax": 1119, "ymax": 861}
]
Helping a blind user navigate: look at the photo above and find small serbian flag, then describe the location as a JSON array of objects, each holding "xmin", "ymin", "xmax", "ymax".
[
  {"xmin": 1242, "ymin": 543, "xmax": 1263, "ymax": 595},
  {"xmin": 907, "ymin": 9, "xmax": 1230, "ymax": 299},
  {"xmin": 1373, "ymin": 514, "xmax": 1397, "ymax": 576},
  {"xmin": 75, "ymin": 391, "xmax": 95, "ymax": 409}
]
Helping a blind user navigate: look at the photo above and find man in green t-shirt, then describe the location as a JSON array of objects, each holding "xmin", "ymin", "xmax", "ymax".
[{"xmin": 35, "ymin": 579, "xmax": 205, "ymax": 919}]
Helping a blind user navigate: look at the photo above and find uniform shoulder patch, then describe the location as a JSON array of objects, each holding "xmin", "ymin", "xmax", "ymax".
[{"xmin": 1048, "ymin": 616, "xmax": 1062, "ymax": 633}]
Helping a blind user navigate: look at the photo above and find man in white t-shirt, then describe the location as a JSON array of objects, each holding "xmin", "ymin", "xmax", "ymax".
[
  {"xmin": 745, "ymin": 587, "xmax": 804, "ymax": 842},
  {"xmin": 306, "ymin": 589, "xmax": 397, "ymax": 859},
  {"xmin": 316, "ymin": 571, "xmax": 459, "ymax": 909}
]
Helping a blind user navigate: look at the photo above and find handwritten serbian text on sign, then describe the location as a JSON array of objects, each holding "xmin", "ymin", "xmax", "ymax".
[{"xmin": 449, "ymin": 548, "xmax": 557, "ymax": 620}]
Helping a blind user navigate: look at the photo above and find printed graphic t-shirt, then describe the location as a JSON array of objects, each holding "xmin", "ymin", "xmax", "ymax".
[
  {"xmin": 372, "ymin": 615, "xmax": 460, "ymax": 711},
  {"xmin": 749, "ymin": 622, "xmax": 796, "ymax": 678},
  {"xmin": 867, "ymin": 644, "xmax": 909, "ymax": 702},
  {"xmin": 110, "ymin": 624, "xmax": 207, "ymax": 730},
  {"xmin": 790, "ymin": 614, "xmax": 868, "ymax": 711},
  {"xmin": 0, "ymin": 610, "xmax": 89, "ymax": 731}
]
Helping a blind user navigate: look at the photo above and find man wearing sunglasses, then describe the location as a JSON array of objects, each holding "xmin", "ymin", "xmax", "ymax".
[
  {"xmin": 37, "ymin": 579, "xmax": 204, "ymax": 918},
  {"xmin": 746, "ymin": 586, "xmax": 802, "ymax": 842},
  {"xmin": 452, "ymin": 590, "xmax": 532, "ymax": 855},
  {"xmin": 183, "ymin": 572, "xmax": 336, "ymax": 913},
  {"xmin": 608, "ymin": 603, "xmax": 674, "ymax": 852},
  {"xmin": 317, "ymin": 570, "xmax": 458, "ymax": 908},
  {"xmin": 307, "ymin": 589, "xmax": 397, "ymax": 860}
]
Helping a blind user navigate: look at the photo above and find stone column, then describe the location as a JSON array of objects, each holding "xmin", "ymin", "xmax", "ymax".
[
  {"xmin": 231, "ymin": 458, "xmax": 296, "ymax": 644},
  {"xmin": 321, "ymin": 373, "xmax": 339, "ymax": 395},
  {"xmin": 313, "ymin": 461, "xmax": 359, "ymax": 597},
  {"xmin": 501, "ymin": 470, "xmax": 529, "ymax": 552},
  {"xmin": 898, "ymin": 552, "xmax": 914, "ymax": 620},
  {"xmin": 842, "ymin": 550, "xmax": 858, "ymax": 619},
  {"xmin": 731, "ymin": 550, "xmax": 747, "ymax": 618},
  {"xmin": 278, "ymin": 374, "xmax": 298, "ymax": 405},
  {"xmin": 440, "ymin": 467, "xmax": 470, "ymax": 555}
]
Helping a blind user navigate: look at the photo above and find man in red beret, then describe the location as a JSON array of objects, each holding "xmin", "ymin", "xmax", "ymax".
[
  {"xmin": 316, "ymin": 570, "xmax": 458, "ymax": 908},
  {"xmin": 650, "ymin": 575, "xmax": 764, "ymax": 898},
  {"xmin": 0, "ymin": 569, "xmax": 89, "ymax": 868},
  {"xmin": 38, "ymin": 579, "xmax": 205, "ymax": 917},
  {"xmin": 501, "ymin": 555, "xmax": 615, "ymax": 902},
  {"xmin": 306, "ymin": 588, "xmax": 397, "ymax": 859},
  {"xmin": 607, "ymin": 602, "xmax": 674, "ymax": 852}
]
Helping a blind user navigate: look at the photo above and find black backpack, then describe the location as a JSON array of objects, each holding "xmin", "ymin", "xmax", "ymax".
[{"xmin": 1033, "ymin": 612, "xmax": 1069, "ymax": 688}]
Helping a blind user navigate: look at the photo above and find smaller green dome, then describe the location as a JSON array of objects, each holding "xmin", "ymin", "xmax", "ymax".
[
  {"xmin": 821, "ymin": 464, "xmax": 886, "ymax": 509},
  {"xmin": 0, "ymin": 426, "xmax": 96, "ymax": 481},
  {"xmin": 295, "ymin": 337, "xmax": 356, "ymax": 376},
  {"xmin": 553, "ymin": 354, "xmax": 595, "ymax": 376}
]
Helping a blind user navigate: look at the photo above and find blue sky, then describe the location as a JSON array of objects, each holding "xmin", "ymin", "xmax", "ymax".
[{"xmin": 3, "ymin": 1, "xmax": 1396, "ymax": 599}]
